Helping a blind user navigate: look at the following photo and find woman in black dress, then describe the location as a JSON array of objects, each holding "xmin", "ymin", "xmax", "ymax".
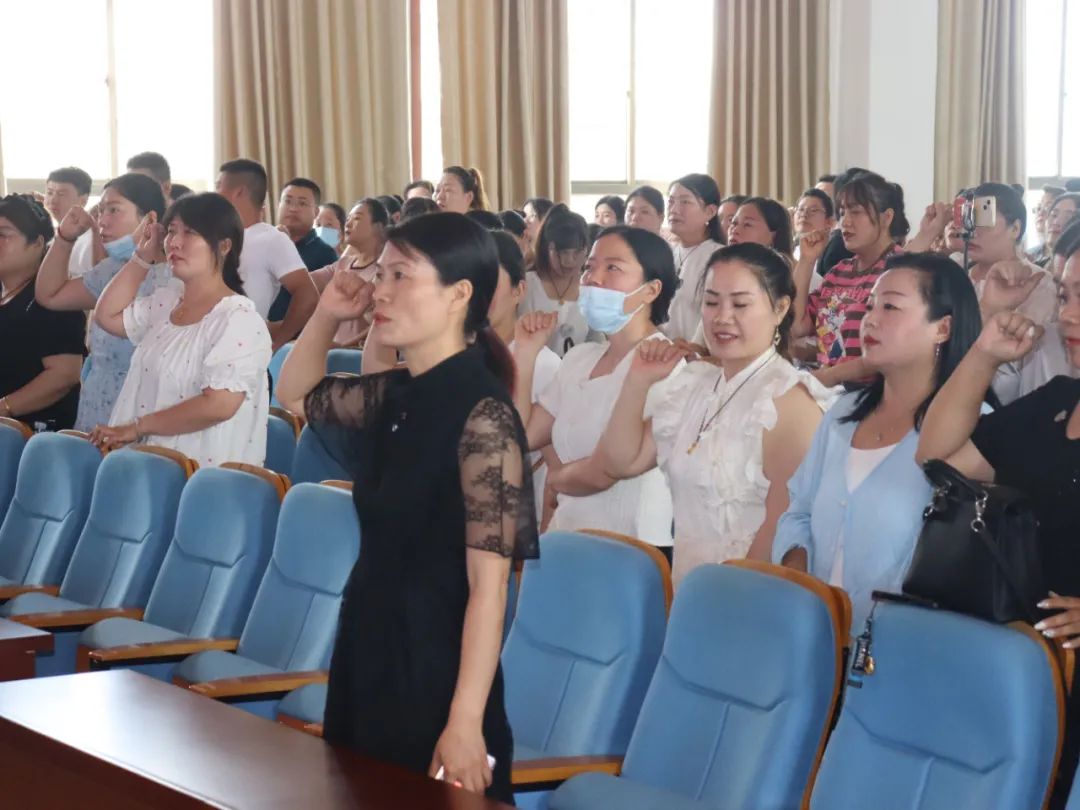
[
  {"xmin": 277, "ymin": 212, "xmax": 538, "ymax": 802},
  {"xmin": 917, "ymin": 248, "xmax": 1080, "ymax": 806}
]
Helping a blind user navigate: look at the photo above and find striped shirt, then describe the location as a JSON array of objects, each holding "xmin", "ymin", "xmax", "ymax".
[{"xmin": 808, "ymin": 244, "xmax": 902, "ymax": 367}]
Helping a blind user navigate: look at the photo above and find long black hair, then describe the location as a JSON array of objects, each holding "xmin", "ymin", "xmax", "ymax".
[
  {"xmin": 841, "ymin": 252, "xmax": 998, "ymax": 428},
  {"xmin": 836, "ymin": 171, "xmax": 910, "ymax": 241},
  {"xmin": 386, "ymin": 212, "xmax": 513, "ymax": 391},
  {"xmin": 670, "ymin": 173, "xmax": 722, "ymax": 243},
  {"xmin": 491, "ymin": 230, "xmax": 526, "ymax": 285},
  {"xmin": 704, "ymin": 242, "xmax": 796, "ymax": 357},
  {"xmin": 594, "ymin": 225, "xmax": 679, "ymax": 326},
  {"xmin": 534, "ymin": 203, "xmax": 588, "ymax": 280},
  {"xmin": 162, "ymin": 193, "xmax": 245, "ymax": 295},
  {"xmin": 104, "ymin": 172, "xmax": 167, "ymax": 221}
]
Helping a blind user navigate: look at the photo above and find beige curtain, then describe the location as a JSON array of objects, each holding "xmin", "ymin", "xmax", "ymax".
[
  {"xmin": 934, "ymin": 0, "xmax": 1025, "ymax": 200},
  {"xmin": 706, "ymin": 0, "xmax": 829, "ymax": 203},
  {"xmin": 437, "ymin": 0, "xmax": 569, "ymax": 209},
  {"xmin": 214, "ymin": 0, "xmax": 410, "ymax": 213}
]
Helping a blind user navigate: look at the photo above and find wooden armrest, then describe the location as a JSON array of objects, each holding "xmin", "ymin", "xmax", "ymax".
[
  {"xmin": 0, "ymin": 584, "xmax": 60, "ymax": 601},
  {"xmin": 278, "ymin": 714, "xmax": 325, "ymax": 737},
  {"xmin": 83, "ymin": 637, "xmax": 239, "ymax": 669},
  {"xmin": 177, "ymin": 669, "xmax": 329, "ymax": 699},
  {"xmin": 13, "ymin": 607, "xmax": 144, "ymax": 630},
  {"xmin": 512, "ymin": 755, "xmax": 623, "ymax": 786}
]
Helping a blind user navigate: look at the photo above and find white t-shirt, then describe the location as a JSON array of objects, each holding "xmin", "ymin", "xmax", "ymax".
[
  {"xmin": 509, "ymin": 340, "xmax": 561, "ymax": 521},
  {"xmin": 539, "ymin": 334, "xmax": 682, "ymax": 547},
  {"xmin": 68, "ymin": 230, "xmax": 94, "ymax": 278},
  {"xmin": 663, "ymin": 239, "xmax": 721, "ymax": 341},
  {"xmin": 110, "ymin": 287, "xmax": 272, "ymax": 467},
  {"xmin": 830, "ymin": 443, "xmax": 897, "ymax": 586},
  {"xmin": 239, "ymin": 223, "xmax": 306, "ymax": 318},
  {"xmin": 522, "ymin": 271, "xmax": 596, "ymax": 357}
]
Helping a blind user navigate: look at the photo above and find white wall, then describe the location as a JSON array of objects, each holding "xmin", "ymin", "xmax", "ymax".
[{"xmin": 830, "ymin": 0, "xmax": 940, "ymax": 214}]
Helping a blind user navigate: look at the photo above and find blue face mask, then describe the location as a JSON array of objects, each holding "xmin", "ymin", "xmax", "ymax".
[
  {"xmin": 104, "ymin": 234, "xmax": 136, "ymax": 263},
  {"xmin": 315, "ymin": 226, "xmax": 340, "ymax": 248},
  {"xmin": 578, "ymin": 284, "xmax": 647, "ymax": 334}
]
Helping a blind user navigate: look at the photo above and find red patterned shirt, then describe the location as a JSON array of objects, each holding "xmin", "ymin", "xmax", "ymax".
[{"xmin": 808, "ymin": 244, "xmax": 903, "ymax": 367}]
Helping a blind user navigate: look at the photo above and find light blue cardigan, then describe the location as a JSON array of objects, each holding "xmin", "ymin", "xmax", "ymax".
[{"xmin": 771, "ymin": 392, "xmax": 932, "ymax": 633}]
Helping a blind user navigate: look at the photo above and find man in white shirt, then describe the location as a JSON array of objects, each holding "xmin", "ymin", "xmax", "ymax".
[
  {"xmin": 45, "ymin": 167, "xmax": 96, "ymax": 279},
  {"xmin": 215, "ymin": 159, "xmax": 318, "ymax": 350}
]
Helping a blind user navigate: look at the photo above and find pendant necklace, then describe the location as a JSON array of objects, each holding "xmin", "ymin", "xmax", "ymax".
[{"xmin": 687, "ymin": 351, "xmax": 778, "ymax": 454}]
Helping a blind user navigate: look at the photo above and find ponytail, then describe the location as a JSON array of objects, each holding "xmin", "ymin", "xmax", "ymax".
[
  {"xmin": 475, "ymin": 325, "xmax": 517, "ymax": 396},
  {"xmin": 445, "ymin": 165, "xmax": 490, "ymax": 212}
]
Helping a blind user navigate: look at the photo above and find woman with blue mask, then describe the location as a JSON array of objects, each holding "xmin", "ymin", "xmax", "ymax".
[
  {"xmin": 315, "ymin": 202, "xmax": 346, "ymax": 253},
  {"xmin": 35, "ymin": 173, "xmax": 170, "ymax": 431},
  {"xmin": 513, "ymin": 225, "xmax": 682, "ymax": 554}
]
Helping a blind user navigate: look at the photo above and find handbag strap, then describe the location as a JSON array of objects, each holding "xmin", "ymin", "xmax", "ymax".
[{"xmin": 970, "ymin": 507, "xmax": 1039, "ymax": 624}]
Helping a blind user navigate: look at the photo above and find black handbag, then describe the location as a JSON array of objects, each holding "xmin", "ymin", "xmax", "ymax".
[{"xmin": 902, "ymin": 459, "xmax": 1045, "ymax": 624}]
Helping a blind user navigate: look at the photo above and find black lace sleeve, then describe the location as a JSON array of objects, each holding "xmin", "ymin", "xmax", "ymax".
[
  {"xmin": 458, "ymin": 397, "xmax": 540, "ymax": 560},
  {"xmin": 302, "ymin": 370, "xmax": 407, "ymax": 476}
]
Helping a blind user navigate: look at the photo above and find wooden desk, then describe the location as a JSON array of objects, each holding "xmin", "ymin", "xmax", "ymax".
[
  {"xmin": 0, "ymin": 670, "xmax": 513, "ymax": 809},
  {"xmin": 0, "ymin": 616, "xmax": 53, "ymax": 680}
]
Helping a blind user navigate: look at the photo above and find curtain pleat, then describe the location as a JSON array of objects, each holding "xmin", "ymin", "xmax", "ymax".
[
  {"xmin": 707, "ymin": 0, "xmax": 829, "ymax": 201},
  {"xmin": 934, "ymin": 0, "xmax": 1025, "ymax": 199},
  {"xmin": 214, "ymin": 0, "xmax": 410, "ymax": 213},
  {"xmin": 437, "ymin": 0, "xmax": 569, "ymax": 209}
]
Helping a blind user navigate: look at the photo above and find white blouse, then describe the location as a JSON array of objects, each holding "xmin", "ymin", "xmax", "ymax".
[
  {"xmin": 522, "ymin": 271, "xmax": 596, "ymax": 357},
  {"xmin": 110, "ymin": 286, "xmax": 272, "ymax": 468},
  {"xmin": 652, "ymin": 350, "xmax": 837, "ymax": 585},
  {"xmin": 539, "ymin": 334, "xmax": 682, "ymax": 547},
  {"xmin": 663, "ymin": 239, "xmax": 721, "ymax": 342}
]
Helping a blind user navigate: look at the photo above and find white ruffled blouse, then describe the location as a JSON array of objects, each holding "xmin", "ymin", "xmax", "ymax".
[
  {"xmin": 652, "ymin": 349, "xmax": 837, "ymax": 586},
  {"xmin": 109, "ymin": 287, "xmax": 272, "ymax": 468}
]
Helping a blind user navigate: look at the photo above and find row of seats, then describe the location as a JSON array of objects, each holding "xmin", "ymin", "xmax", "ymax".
[
  {"xmin": 274, "ymin": 528, "xmax": 1069, "ymax": 810},
  {"xmin": 0, "ymin": 422, "xmax": 360, "ymax": 720},
  {"xmin": 0, "ymin": 419, "xmax": 1072, "ymax": 808},
  {"xmin": 266, "ymin": 407, "xmax": 349, "ymax": 483},
  {"xmin": 268, "ymin": 343, "xmax": 361, "ymax": 409}
]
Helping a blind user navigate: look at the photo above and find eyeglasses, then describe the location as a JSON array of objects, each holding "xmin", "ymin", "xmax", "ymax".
[{"xmin": 796, "ymin": 207, "xmax": 827, "ymax": 217}]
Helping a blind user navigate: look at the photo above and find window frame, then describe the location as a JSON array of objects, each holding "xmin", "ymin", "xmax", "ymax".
[{"xmin": 1027, "ymin": 0, "xmax": 1073, "ymax": 189}]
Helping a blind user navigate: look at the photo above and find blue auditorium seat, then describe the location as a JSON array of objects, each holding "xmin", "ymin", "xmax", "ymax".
[
  {"xmin": 170, "ymin": 482, "xmax": 360, "ymax": 718},
  {"xmin": 77, "ymin": 465, "xmax": 283, "ymax": 681},
  {"xmin": 326, "ymin": 348, "xmax": 362, "ymax": 375},
  {"xmin": 0, "ymin": 419, "xmax": 31, "ymax": 529},
  {"xmin": 0, "ymin": 432, "xmax": 101, "ymax": 598},
  {"xmin": 2, "ymin": 447, "xmax": 189, "ymax": 675},
  {"xmin": 508, "ymin": 531, "xmax": 669, "ymax": 762},
  {"xmin": 809, "ymin": 601, "xmax": 1063, "ymax": 810},
  {"xmin": 549, "ymin": 561, "xmax": 849, "ymax": 810},
  {"xmin": 268, "ymin": 342, "xmax": 294, "ymax": 408},
  {"xmin": 266, "ymin": 412, "xmax": 297, "ymax": 477},
  {"xmin": 290, "ymin": 424, "xmax": 350, "ymax": 484}
]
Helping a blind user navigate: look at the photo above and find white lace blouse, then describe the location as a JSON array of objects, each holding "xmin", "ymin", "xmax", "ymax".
[
  {"xmin": 652, "ymin": 350, "xmax": 837, "ymax": 586},
  {"xmin": 109, "ymin": 286, "xmax": 272, "ymax": 468}
]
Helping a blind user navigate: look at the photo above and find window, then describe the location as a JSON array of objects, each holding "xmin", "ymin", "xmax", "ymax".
[
  {"xmin": 567, "ymin": 0, "xmax": 714, "ymax": 217},
  {"xmin": 1025, "ymin": 0, "xmax": 1080, "ymax": 184},
  {"xmin": 0, "ymin": 0, "xmax": 214, "ymax": 195},
  {"xmin": 418, "ymin": 0, "xmax": 443, "ymax": 182}
]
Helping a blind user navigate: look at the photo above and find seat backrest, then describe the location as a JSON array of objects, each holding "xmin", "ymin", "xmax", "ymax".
[
  {"xmin": 0, "ymin": 433, "xmax": 101, "ymax": 586},
  {"xmin": 502, "ymin": 531, "xmax": 668, "ymax": 758},
  {"xmin": 325, "ymin": 348, "xmax": 362, "ymax": 375},
  {"xmin": 0, "ymin": 421, "xmax": 29, "ymax": 530},
  {"xmin": 265, "ymin": 414, "xmax": 296, "ymax": 477},
  {"xmin": 291, "ymin": 425, "xmax": 350, "ymax": 485},
  {"xmin": 237, "ymin": 483, "xmax": 359, "ymax": 670},
  {"xmin": 620, "ymin": 562, "xmax": 844, "ymax": 808},
  {"xmin": 1067, "ymin": 766, "xmax": 1080, "ymax": 810},
  {"xmin": 811, "ymin": 602, "xmax": 1062, "ymax": 810},
  {"xmin": 267, "ymin": 342, "xmax": 293, "ymax": 409},
  {"xmin": 143, "ymin": 467, "xmax": 280, "ymax": 638},
  {"xmin": 58, "ymin": 448, "xmax": 187, "ymax": 608}
]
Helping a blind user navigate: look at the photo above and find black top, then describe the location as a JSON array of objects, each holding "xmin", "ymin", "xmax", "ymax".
[
  {"xmin": 0, "ymin": 279, "xmax": 85, "ymax": 431},
  {"xmin": 972, "ymin": 376, "xmax": 1080, "ymax": 596},
  {"xmin": 267, "ymin": 230, "xmax": 339, "ymax": 322},
  {"xmin": 818, "ymin": 228, "xmax": 854, "ymax": 277},
  {"xmin": 305, "ymin": 347, "xmax": 538, "ymax": 803}
]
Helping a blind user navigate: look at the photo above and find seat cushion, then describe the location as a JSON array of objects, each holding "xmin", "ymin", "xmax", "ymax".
[
  {"xmin": 79, "ymin": 617, "xmax": 187, "ymax": 649},
  {"xmin": 1, "ymin": 592, "xmax": 88, "ymax": 616},
  {"xmin": 551, "ymin": 773, "xmax": 718, "ymax": 810},
  {"xmin": 173, "ymin": 649, "xmax": 281, "ymax": 683},
  {"xmin": 278, "ymin": 682, "xmax": 327, "ymax": 724}
]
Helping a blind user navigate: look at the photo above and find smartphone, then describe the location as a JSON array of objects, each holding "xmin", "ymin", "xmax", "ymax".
[{"xmin": 971, "ymin": 195, "xmax": 997, "ymax": 227}]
